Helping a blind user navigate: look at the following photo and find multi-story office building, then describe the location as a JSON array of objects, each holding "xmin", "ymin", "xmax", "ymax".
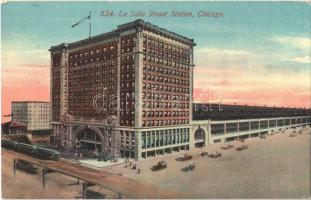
[
  {"xmin": 50, "ymin": 19, "xmax": 310, "ymax": 160},
  {"xmin": 50, "ymin": 19, "xmax": 195, "ymax": 159},
  {"xmin": 11, "ymin": 101, "xmax": 51, "ymax": 131}
]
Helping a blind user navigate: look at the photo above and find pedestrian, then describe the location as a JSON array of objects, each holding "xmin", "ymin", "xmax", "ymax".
[{"xmin": 137, "ymin": 168, "xmax": 140, "ymax": 174}]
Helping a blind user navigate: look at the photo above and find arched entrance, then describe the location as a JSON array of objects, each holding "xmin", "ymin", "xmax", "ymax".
[
  {"xmin": 76, "ymin": 128, "xmax": 103, "ymax": 152},
  {"xmin": 194, "ymin": 128, "xmax": 205, "ymax": 148}
]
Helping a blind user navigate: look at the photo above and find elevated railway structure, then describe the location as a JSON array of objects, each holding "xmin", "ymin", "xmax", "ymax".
[{"xmin": 2, "ymin": 149, "xmax": 183, "ymax": 199}]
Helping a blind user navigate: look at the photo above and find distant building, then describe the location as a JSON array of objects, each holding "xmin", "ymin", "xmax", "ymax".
[{"xmin": 11, "ymin": 101, "xmax": 51, "ymax": 131}]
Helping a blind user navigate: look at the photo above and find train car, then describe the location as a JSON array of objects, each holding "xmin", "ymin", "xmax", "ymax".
[
  {"xmin": 35, "ymin": 147, "xmax": 60, "ymax": 160},
  {"xmin": 1, "ymin": 139, "xmax": 18, "ymax": 150},
  {"xmin": 16, "ymin": 143, "xmax": 37, "ymax": 154}
]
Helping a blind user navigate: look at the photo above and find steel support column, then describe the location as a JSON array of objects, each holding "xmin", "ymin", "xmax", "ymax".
[
  {"xmin": 13, "ymin": 159, "xmax": 16, "ymax": 176},
  {"xmin": 42, "ymin": 168, "xmax": 46, "ymax": 189},
  {"xmin": 82, "ymin": 182, "xmax": 87, "ymax": 199}
]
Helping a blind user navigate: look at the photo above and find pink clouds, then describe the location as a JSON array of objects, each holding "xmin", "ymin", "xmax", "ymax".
[
  {"xmin": 2, "ymin": 83, "xmax": 50, "ymax": 123},
  {"xmin": 1, "ymin": 64, "xmax": 50, "ymax": 123},
  {"xmin": 193, "ymin": 81, "xmax": 310, "ymax": 108},
  {"xmin": 193, "ymin": 62, "xmax": 310, "ymax": 108}
]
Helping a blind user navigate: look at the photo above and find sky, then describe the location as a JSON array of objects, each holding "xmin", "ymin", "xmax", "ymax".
[{"xmin": 1, "ymin": 2, "xmax": 310, "ymax": 122}]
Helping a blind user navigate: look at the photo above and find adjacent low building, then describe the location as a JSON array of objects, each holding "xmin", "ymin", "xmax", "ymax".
[
  {"xmin": 11, "ymin": 101, "xmax": 51, "ymax": 131},
  {"xmin": 191, "ymin": 103, "xmax": 311, "ymax": 148}
]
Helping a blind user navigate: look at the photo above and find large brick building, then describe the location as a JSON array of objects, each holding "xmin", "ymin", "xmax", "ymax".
[
  {"xmin": 50, "ymin": 19, "xmax": 195, "ymax": 159},
  {"xmin": 50, "ymin": 19, "xmax": 310, "ymax": 160}
]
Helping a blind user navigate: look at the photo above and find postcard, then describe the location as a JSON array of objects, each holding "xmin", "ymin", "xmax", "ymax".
[{"xmin": 1, "ymin": 1, "xmax": 310, "ymax": 199}]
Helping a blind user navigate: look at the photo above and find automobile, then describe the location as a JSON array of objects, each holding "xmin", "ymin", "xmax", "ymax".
[
  {"xmin": 181, "ymin": 162, "xmax": 196, "ymax": 172},
  {"xmin": 176, "ymin": 153, "xmax": 193, "ymax": 161},
  {"xmin": 151, "ymin": 161, "xmax": 167, "ymax": 171},
  {"xmin": 235, "ymin": 145, "xmax": 248, "ymax": 151},
  {"xmin": 208, "ymin": 151, "xmax": 222, "ymax": 158}
]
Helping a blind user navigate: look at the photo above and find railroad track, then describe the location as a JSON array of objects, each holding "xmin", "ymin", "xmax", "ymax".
[{"xmin": 2, "ymin": 149, "xmax": 185, "ymax": 199}]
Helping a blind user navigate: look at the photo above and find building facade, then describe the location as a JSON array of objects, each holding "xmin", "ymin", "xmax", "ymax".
[
  {"xmin": 50, "ymin": 19, "xmax": 311, "ymax": 160},
  {"xmin": 11, "ymin": 101, "xmax": 51, "ymax": 131},
  {"xmin": 50, "ymin": 19, "xmax": 195, "ymax": 159}
]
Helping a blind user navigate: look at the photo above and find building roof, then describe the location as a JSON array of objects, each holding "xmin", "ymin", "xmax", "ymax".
[
  {"xmin": 193, "ymin": 103, "xmax": 311, "ymax": 121},
  {"xmin": 2, "ymin": 121, "xmax": 26, "ymax": 128},
  {"xmin": 50, "ymin": 19, "xmax": 195, "ymax": 51},
  {"xmin": 12, "ymin": 101, "xmax": 50, "ymax": 104}
]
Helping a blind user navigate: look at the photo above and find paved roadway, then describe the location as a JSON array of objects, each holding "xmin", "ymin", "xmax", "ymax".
[{"xmin": 2, "ymin": 149, "xmax": 184, "ymax": 199}]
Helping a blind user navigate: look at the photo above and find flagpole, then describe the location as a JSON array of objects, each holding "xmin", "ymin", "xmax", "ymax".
[
  {"xmin": 88, "ymin": 10, "xmax": 92, "ymax": 71},
  {"xmin": 89, "ymin": 10, "xmax": 92, "ymax": 39}
]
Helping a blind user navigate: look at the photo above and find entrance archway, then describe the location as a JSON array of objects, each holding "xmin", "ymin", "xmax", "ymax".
[
  {"xmin": 194, "ymin": 128, "xmax": 206, "ymax": 148},
  {"xmin": 75, "ymin": 127, "xmax": 104, "ymax": 151}
]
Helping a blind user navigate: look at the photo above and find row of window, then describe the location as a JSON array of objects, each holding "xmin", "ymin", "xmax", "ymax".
[
  {"xmin": 121, "ymin": 36, "xmax": 136, "ymax": 45},
  {"xmin": 143, "ymin": 53, "xmax": 190, "ymax": 65},
  {"xmin": 69, "ymin": 78, "xmax": 116, "ymax": 88},
  {"xmin": 69, "ymin": 55, "xmax": 116, "ymax": 66},
  {"xmin": 120, "ymin": 119, "xmax": 135, "ymax": 126},
  {"xmin": 143, "ymin": 93, "xmax": 189, "ymax": 101},
  {"xmin": 142, "ymin": 128, "xmax": 190, "ymax": 148},
  {"xmin": 121, "ymin": 47, "xmax": 135, "ymax": 54},
  {"xmin": 143, "ymin": 34, "xmax": 190, "ymax": 57},
  {"xmin": 143, "ymin": 47, "xmax": 190, "ymax": 63},
  {"xmin": 143, "ymin": 74, "xmax": 189, "ymax": 86},
  {"xmin": 143, "ymin": 63, "xmax": 189, "ymax": 77},
  {"xmin": 143, "ymin": 111, "xmax": 189, "ymax": 117},
  {"xmin": 211, "ymin": 119, "xmax": 309, "ymax": 135},
  {"xmin": 143, "ymin": 82, "xmax": 189, "ymax": 93},
  {"xmin": 69, "ymin": 91, "xmax": 115, "ymax": 101},
  {"xmin": 69, "ymin": 44, "xmax": 116, "ymax": 59},
  {"xmin": 121, "ymin": 54, "xmax": 136, "ymax": 62},
  {"xmin": 143, "ymin": 119, "xmax": 189, "ymax": 127},
  {"xmin": 69, "ymin": 60, "xmax": 116, "ymax": 69},
  {"xmin": 120, "ymin": 130, "xmax": 136, "ymax": 149},
  {"xmin": 142, "ymin": 101, "xmax": 189, "ymax": 109},
  {"xmin": 68, "ymin": 79, "xmax": 116, "ymax": 88},
  {"xmin": 69, "ymin": 110, "xmax": 115, "ymax": 116},
  {"xmin": 120, "ymin": 138, "xmax": 136, "ymax": 149},
  {"xmin": 69, "ymin": 69, "xmax": 116, "ymax": 79}
]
